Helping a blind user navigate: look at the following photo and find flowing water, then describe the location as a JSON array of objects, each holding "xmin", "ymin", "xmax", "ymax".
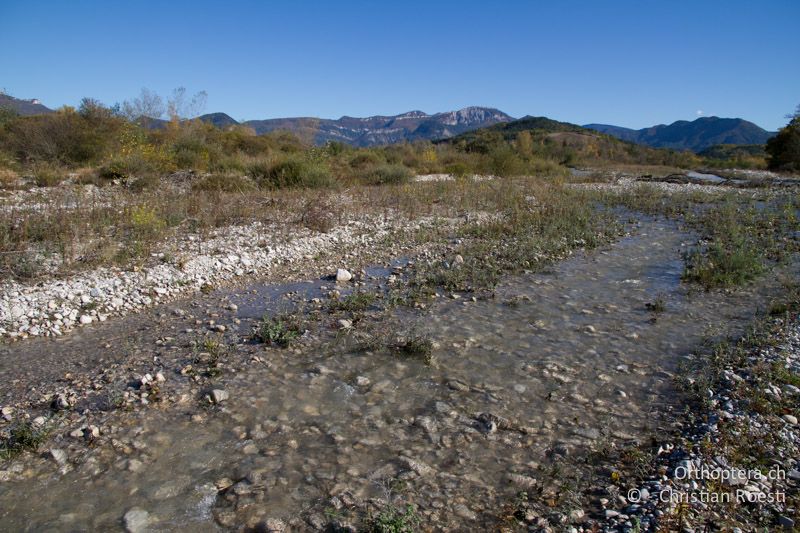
[{"xmin": 0, "ymin": 216, "xmax": 794, "ymax": 530}]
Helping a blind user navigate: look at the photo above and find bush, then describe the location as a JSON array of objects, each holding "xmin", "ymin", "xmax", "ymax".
[
  {"xmin": 30, "ymin": 162, "xmax": 67, "ymax": 187},
  {"xmin": 248, "ymin": 156, "xmax": 334, "ymax": 189},
  {"xmin": 361, "ymin": 164, "xmax": 413, "ymax": 185},
  {"xmin": 192, "ymin": 173, "xmax": 256, "ymax": 193},
  {"xmin": 488, "ymin": 145, "xmax": 525, "ymax": 177},
  {"xmin": 444, "ymin": 162, "xmax": 470, "ymax": 178},
  {"xmin": 129, "ymin": 205, "xmax": 166, "ymax": 240}
]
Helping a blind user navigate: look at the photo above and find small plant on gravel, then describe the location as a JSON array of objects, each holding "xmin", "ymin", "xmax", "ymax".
[
  {"xmin": 256, "ymin": 313, "xmax": 302, "ymax": 347},
  {"xmin": 645, "ymin": 293, "xmax": 666, "ymax": 313},
  {"xmin": 394, "ymin": 333, "xmax": 434, "ymax": 365},
  {"xmin": 683, "ymin": 239, "xmax": 764, "ymax": 289},
  {"xmin": 0, "ymin": 420, "xmax": 49, "ymax": 460},
  {"xmin": 367, "ymin": 503, "xmax": 420, "ymax": 533},
  {"xmin": 193, "ymin": 335, "xmax": 228, "ymax": 377},
  {"xmin": 329, "ymin": 290, "xmax": 378, "ymax": 313}
]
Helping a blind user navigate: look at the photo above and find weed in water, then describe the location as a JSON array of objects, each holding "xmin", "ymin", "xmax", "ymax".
[
  {"xmin": 256, "ymin": 313, "xmax": 302, "ymax": 347},
  {"xmin": 394, "ymin": 333, "xmax": 434, "ymax": 365},
  {"xmin": 193, "ymin": 335, "xmax": 228, "ymax": 377},
  {"xmin": 329, "ymin": 291, "xmax": 378, "ymax": 313},
  {"xmin": 0, "ymin": 420, "xmax": 49, "ymax": 460},
  {"xmin": 645, "ymin": 293, "xmax": 666, "ymax": 313}
]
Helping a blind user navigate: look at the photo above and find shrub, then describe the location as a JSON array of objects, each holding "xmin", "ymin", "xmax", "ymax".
[
  {"xmin": 444, "ymin": 162, "xmax": 470, "ymax": 178},
  {"xmin": 249, "ymin": 157, "xmax": 334, "ymax": 189},
  {"xmin": 0, "ymin": 168, "xmax": 18, "ymax": 188},
  {"xmin": 129, "ymin": 205, "xmax": 166, "ymax": 240},
  {"xmin": 30, "ymin": 162, "xmax": 67, "ymax": 187},
  {"xmin": 488, "ymin": 145, "xmax": 525, "ymax": 177},
  {"xmin": 362, "ymin": 164, "xmax": 413, "ymax": 185},
  {"xmin": 192, "ymin": 173, "xmax": 256, "ymax": 193},
  {"xmin": 300, "ymin": 195, "xmax": 341, "ymax": 232},
  {"xmin": 349, "ymin": 151, "xmax": 383, "ymax": 169}
]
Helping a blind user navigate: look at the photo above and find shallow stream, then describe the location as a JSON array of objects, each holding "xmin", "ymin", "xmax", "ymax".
[{"xmin": 0, "ymin": 215, "xmax": 793, "ymax": 530}]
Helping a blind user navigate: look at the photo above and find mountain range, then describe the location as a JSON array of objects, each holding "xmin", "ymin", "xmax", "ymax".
[
  {"xmin": 0, "ymin": 92, "xmax": 777, "ymax": 152},
  {"xmin": 583, "ymin": 117, "xmax": 775, "ymax": 152},
  {"xmin": 201, "ymin": 107, "xmax": 513, "ymax": 146}
]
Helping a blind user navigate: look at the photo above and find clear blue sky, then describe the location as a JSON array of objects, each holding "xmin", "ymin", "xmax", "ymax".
[{"xmin": 1, "ymin": 0, "xmax": 798, "ymax": 130}]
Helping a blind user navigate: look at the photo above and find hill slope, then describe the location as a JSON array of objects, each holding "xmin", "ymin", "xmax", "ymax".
[
  {"xmin": 445, "ymin": 115, "xmax": 699, "ymax": 167},
  {"xmin": 0, "ymin": 94, "xmax": 54, "ymax": 116},
  {"xmin": 584, "ymin": 117, "xmax": 775, "ymax": 152}
]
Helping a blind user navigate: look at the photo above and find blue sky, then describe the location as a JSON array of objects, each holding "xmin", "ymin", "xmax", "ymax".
[{"xmin": 1, "ymin": 0, "xmax": 798, "ymax": 130}]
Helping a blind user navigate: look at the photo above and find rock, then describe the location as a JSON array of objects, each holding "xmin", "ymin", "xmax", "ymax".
[
  {"xmin": 210, "ymin": 389, "xmax": 229, "ymax": 404},
  {"xmin": 399, "ymin": 456, "xmax": 435, "ymax": 477},
  {"xmin": 127, "ymin": 459, "xmax": 144, "ymax": 473},
  {"xmin": 453, "ymin": 504, "xmax": 477, "ymax": 521},
  {"xmin": 507, "ymin": 473, "xmax": 537, "ymax": 489},
  {"xmin": 569, "ymin": 509, "xmax": 585, "ymax": 523},
  {"xmin": 778, "ymin": 515, "xmax": 795, "ymax": 529},
  {"xmin": 261, "ymin": 518, "xmax": 286, "ymax": 532},
  {"xmin": 453, "ymin": 254, "xmax": 464, "ymax": 264},
  {"xmin": 49, "ymin": 448, "xmax": 68, "ymax": 466},
  {"xmin": 355, "ymin": 376, "xmax": 370, "ymax": 387},
  {"xmin": 447, "ymin": 380, "xmax": 469, "ymax": 391},
  {"xmin": 123, "ymin": 508, "xmax": 150, "ymax": 533},
  {"xmin": 79, "ymin": 315, "xmax": 93, "ymax": 325},
  {"xmin": 337, "ymin": 319, "xmax": 353, "ymax": 329},
  {"xmin": 782, "ymin": 414, "xmax": 798, "ymax": 425},
  {"xmin": 335, "ymin": 268, "xmax": 352, "ymax": 282}
]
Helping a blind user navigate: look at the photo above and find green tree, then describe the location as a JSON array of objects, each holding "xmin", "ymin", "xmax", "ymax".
[{"xmin": 766, "ymin": 105, "xmax": 800, "ymax": 172}]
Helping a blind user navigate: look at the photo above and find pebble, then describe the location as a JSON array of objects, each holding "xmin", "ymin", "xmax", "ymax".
[
  {"xmin": 210, "ymin": 389, "xmax": 229, "ymax": 404},
  {"xmin": 123, "ymin": 508, "xmax": 150, "ymax": 533},
  {"xmin": 335, "ymin": 268, "xmax": 352, "ymax": 282}
]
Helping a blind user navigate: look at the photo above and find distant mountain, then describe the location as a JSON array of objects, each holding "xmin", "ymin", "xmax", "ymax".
[
  {"xmin": 444, "ymin": 115, "xmax": 698, "ymax": 167},
  {"xmin": 240, "ymin": 107, "xmax": 513, "ymax": 146},
  {"xmin": 198, "ymin": 112, "xmax": 239, "ymax": 129},
  {"xmin": 0, "ymin": 94, "xmax": 54, "ymax": 116},
  {"xmin": 584, "ymin": 117, "xmax": 775, "ymax": 152}
]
